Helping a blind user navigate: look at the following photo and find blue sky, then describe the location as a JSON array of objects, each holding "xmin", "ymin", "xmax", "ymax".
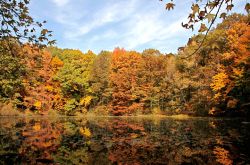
[{"xmin": 29, "ymin": 0, "xmax": 246, "ymax": 54}]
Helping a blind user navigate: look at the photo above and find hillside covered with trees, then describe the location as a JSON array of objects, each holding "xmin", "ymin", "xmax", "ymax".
[{"xmin": 1, "ymin": 14, "xmax": 249, "ymax": 117}]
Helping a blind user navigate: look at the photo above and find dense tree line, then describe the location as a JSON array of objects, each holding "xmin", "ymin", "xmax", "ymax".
[{"xmin": 0, "ymin": 14, "xmax": 249, "ymax": 116}]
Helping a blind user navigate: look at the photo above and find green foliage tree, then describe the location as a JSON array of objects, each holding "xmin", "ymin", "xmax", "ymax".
[
  {"xmin": 90, "ymin": 51, "xmax": 112, "ymax": 107},
  {"xmin": 54, "ymin": 49, "xmax": 96, "ymax": 114},
  {"xmin": 0, "ymin": 0, "xmax": 55, "ymax": 113},
  {"xmin": 0, "ymin": 41, "xmax": 25, "ymax": 99},
  {"xmin": 141, "ymin": 49, "xmax": 167, "ymax": 112}
]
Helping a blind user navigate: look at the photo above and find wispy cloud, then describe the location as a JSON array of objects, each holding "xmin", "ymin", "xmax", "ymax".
[
  {"xmin": 113, "ymin": 1, "xmax": 192, "ymax": 52},
  {"xmin": 63, "ymin": 0, "xmax": 138, "ymax": 40},
  {"xmin": 51, "ymin": 0, "xmax": 70, "ymax": 7},
  {"xmin": 30, "ymin": 0, "xmax": 247, "ymax": 54},
  {"xmin": 60, "ymin": 0, "xmax": 190, "ymax": 52},
  {"xmin": 120, "ymin": 12, "xmax": 187, "ymax": 50}
]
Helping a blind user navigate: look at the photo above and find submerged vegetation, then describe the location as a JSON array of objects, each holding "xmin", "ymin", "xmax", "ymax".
[{"xmin": 1, "ymin": 14, "xmax": 249, "ymax": 117}]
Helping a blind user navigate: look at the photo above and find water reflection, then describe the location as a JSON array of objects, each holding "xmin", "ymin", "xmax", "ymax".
[{"xmin": 0, "ymin": 117, "xmax": 249, "ymax": 164}]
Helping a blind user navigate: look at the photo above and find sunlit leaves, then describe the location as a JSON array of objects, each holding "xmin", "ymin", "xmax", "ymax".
[
  {"xmin": 79, "ymin": 96, "xmax": 92, "ymax": 107},
  {"xmin": 34, "ymin": 101, "xmax": 42, "ymax": 109},
  {"xmin": 79, "ymin": 127, "xmax": 91, "ymax": 137},
  {"xmin": 45, "ymin": 85, "xmax": 54, "ymax": 92},
  {"xmin": 51, "ymin": 56, "xmax": 64, "ymax": 69},
  {"xmin": 211, "ymin": 72, "xmax": 229, "ymax": 91}
]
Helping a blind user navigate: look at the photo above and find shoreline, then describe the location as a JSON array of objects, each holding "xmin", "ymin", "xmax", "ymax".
[{"xmin": 0, "ymin": 114, "xmax": 248, "ymax": 120}]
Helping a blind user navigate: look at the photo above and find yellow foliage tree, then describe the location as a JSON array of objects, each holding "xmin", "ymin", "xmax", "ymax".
[{"xmin": 210, "ymin": 22, "xmax": 250, "ymax": 111}]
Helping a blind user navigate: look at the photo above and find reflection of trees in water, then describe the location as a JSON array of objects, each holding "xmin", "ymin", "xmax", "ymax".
[
  {"xmin": 92, "ymin": 118, "xmax": 243, "ymax": 164},
  {"xmin": 209, "ymin": 120, "xmax": 250, "ymax": 165},
  {"xmin": 19, "ymin": 119, "xmax": 63, "ymax": 164},
  {"xmin": 0, "ymin": 118, "xmax": 92, "ymax": 164},
  {"xmin": 0, "ymin": 118, "xmax": 23, "ymax": 164},
  {"xmin": 104, "ymin": 119, "xmax": 214, "ymax": 164},
  {"xmin": 0, "ymin": 118, "xmax": 62, "ymax": 164},
  {"xmin": 52, "ymin": 119, "xmax": 91, "ymax": 165},
  {"xmin": 89, "ymin": 119, "xmax": 148, "ymax": 164},
  {"xmin": 0, "ymin": 117, "xmax": 249, "ymax": 164}
]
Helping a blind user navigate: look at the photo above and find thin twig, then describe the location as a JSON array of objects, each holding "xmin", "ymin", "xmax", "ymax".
[{"xmin": 181, "ymin": 0, "xmax": 225, "ymax": 59}]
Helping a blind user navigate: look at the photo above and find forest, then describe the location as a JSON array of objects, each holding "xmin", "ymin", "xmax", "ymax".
[{"xmin": 1, "ymin": 13, "xmax": 249, "ymax": 117}]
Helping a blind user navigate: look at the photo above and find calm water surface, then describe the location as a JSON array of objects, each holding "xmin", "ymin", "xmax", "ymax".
[{"xmin": 0, "ymin": 116, "xmax": 249, "ymax": 165}]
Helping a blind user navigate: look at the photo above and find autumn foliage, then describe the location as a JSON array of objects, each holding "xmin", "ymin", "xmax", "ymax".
[{"xmin": 0, "ymin": 14, "xmax": 249, "ymax": 117}]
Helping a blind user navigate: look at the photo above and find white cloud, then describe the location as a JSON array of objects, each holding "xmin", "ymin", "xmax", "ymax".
[
  {"xmin": 30, "ymin": 0, "xmax": 247, "ymax": 54},
  {"xmin": 52, "ymin": 0, "xmax": 70, "ymax": 7},
  {"xmin": 45, "ymin": 0, "xmax": 196, "ymax": 53},
  {"xmin": 119, "ymin": 9, "xmax": 187, "ymax": 50},
  {"xmin": 90, "ymin": 30, "xmax": 117, "ymax": 43},
  {"xmin": 63, "ymin": 0, "xmax": 138, "ymax": 40}
]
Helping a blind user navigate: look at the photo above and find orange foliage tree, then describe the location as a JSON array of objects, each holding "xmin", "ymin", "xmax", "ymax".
[
  {"xmin": 19, "ymin": 46, "xmax": 55, "ymax": 113},
  {"xmin": 110, "ymin": 48, "xmax": 144, "ymax": 115}
]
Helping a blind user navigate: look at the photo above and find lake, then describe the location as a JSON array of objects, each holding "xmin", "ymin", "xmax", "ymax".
[{"xmin": 0, "ymin": 116, "xmax": 249, "ymax": 164}]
